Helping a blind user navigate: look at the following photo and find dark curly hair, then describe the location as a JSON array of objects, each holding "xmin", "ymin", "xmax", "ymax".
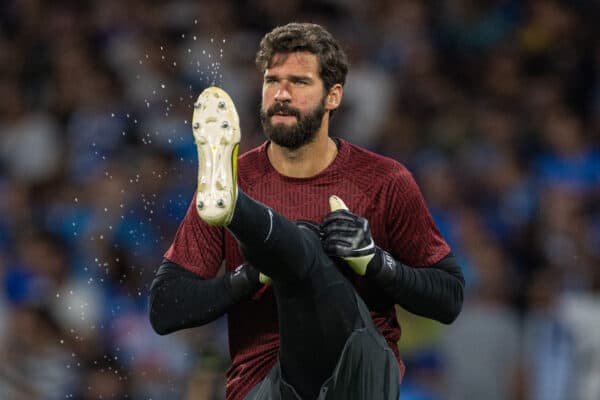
[{"xmin": 255, "ymin": 22, "xmax": 349, "ymax": 91}]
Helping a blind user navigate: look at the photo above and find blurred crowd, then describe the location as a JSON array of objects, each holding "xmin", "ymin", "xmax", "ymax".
[{"xmin": 1, "ymin": 0, "xmax": 599, "ymax": 399}]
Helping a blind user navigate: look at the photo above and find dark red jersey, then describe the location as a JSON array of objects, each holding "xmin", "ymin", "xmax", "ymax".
[{"xmin": 164, "ymin": 139, "xmax": 450, "ymax": 400}]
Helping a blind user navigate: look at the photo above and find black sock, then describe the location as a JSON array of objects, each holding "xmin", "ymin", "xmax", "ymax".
[
  {"xmin": 227, "ymin": 189, "xmax": 312, "ymax": 283},
  {"xmin": 227, "ymin": 189, "xmax": 276, "ymax": 247}
]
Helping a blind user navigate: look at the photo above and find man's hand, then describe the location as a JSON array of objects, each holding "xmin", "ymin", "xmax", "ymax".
[
  {"xmin": 320, "ymin": 195, "xmax": 376, "ymax": 276},
  {"xmin": 230, "ymin": 263, "xmax": 271, "ymax": 301}
]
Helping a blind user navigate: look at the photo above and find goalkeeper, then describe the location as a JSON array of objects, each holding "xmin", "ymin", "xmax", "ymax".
[{"xmin": 149, "ymin": 22, "xmax": 464, "ymax": 400}]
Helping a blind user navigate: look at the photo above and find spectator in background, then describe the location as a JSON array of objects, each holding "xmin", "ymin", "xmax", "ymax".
[
  {"xmin": 440, "ymin": 210, "xmax": 521, "ymax": 400},
  {"xmin": 522, "ymin": 267, "xmax": 574, "ymax": 400}
]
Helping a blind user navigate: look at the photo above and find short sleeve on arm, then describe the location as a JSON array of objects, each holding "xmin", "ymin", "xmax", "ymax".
[
  {"xmin": 385, "ymin": 169, "xmax": 450, "ymax": 267},
  {"xmin": 164, "ymin": 192, "xmax": 224, "ymax": 279}
]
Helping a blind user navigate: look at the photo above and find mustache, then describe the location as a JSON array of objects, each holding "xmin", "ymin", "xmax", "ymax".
[{"xmin": 266, "ymin": 102, "xmax": 301, "ymax": 118}]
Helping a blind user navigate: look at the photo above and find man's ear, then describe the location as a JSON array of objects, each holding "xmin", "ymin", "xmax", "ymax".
[{"xmin": 325, "ymin": 84, "xmax": 343, "ymax": 111}]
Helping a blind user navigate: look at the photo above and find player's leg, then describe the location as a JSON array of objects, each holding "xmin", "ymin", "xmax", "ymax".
[{"xmin": 230, "ymin": 190, "xmax": 362, "ymax": 398}]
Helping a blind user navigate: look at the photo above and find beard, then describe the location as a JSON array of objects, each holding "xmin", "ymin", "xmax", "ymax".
[{"xmin": 260, "ymin": 97, "xmax": 326, "ymax": 150}]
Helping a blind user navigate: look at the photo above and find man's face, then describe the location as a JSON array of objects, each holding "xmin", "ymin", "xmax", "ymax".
[{"xmin": 260, "ymin": 52, "xmax": 328, "ymax": 150}]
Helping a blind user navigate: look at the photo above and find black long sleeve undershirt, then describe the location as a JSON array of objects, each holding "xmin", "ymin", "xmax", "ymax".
[
  {"xmin": 370, "ymin": 251, "xmax": 464, "ymax": 324},
  {"xmin": 148, "ymin": 259, "xmax": 260, "ymax": 335},
  {"xmin": 149, "ymin": 252, "xmax": 464, "ymax": 336}
]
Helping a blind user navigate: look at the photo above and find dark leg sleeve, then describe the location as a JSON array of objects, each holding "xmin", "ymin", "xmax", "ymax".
[{"xmin": 227, "ymin": 190, "xmax": 362, "ymax": 400}]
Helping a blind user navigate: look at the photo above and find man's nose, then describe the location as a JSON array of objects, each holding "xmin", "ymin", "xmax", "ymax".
[{"xmin": 274, "ymin": 84, "xmax": 292, "ymax": 102}]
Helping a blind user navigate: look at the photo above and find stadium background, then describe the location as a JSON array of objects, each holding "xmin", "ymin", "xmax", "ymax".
[{"xmin": 1, "ymin": 0, "xmax": 599, "ymax": 399}]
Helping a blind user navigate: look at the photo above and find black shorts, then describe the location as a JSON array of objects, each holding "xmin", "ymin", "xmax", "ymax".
[{"xmin": 244, "ymin": 294, "xmax": 400, "ymax": 400}]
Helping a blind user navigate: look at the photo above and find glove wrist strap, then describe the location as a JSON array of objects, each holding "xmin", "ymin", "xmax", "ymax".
[{"xmin": 366, "ymin": 248, "xmax": 399, "ymax": 280}]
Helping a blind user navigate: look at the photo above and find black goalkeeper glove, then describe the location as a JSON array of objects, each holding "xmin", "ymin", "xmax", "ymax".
[
  {"xmin": 320, "ymin": 195, "xmax": 379, "ymax": 276},
  {"xmin": 229, "ymin": 263, "xmax": 271, "ymax": 300}
]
